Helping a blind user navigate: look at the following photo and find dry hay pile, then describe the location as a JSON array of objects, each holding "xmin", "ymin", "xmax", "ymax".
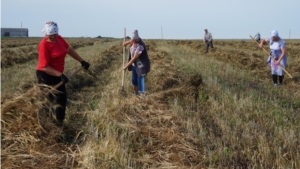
[
  {"xmin": 1, "ymin": 43, "xmax": 124, "ymax": 168},
  {"xmin": 108, "ymin": 42, "xmax": 206, "ymax": 168},
  {"xmin": 1, "ymin": 38, "xmax": 41, "ymax": 48},
  {"xmin": 1, "ymin": 45, "xmax": 38, "ymax": 67},
  {"xmin": 1, "ymin": 85, "xmax": 80, "ymax": 168},
  {"xmin": 65, "ymin": 45, "xmax": 123, "ymax": 91},
  {"xmin": 68, "ymin": 39, "xmax": 98, "ymax": 49}
]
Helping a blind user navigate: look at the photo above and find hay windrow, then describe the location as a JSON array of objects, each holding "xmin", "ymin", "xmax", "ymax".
[
  {"xmin": 1, "ymin": 85, "xmax": 75, "ymax": 168},
  {"xmin": 1, "ymin": 43, "xmax": 124, "ymax": 168},
  {"xmin": 80, "ymin": 41, "xmax": 208, "ymax": 168},
  {"xmin": 1, "ymin": 38, "xmax": 299, "ymax": 168}
]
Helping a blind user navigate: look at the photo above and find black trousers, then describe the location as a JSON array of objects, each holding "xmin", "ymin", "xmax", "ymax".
[
  {"xmin": 205, "ymin": 40, "xmax": 214, "ymax": 52},
  {"xmin": 272, "ymin": 75, "xmax": 284, "ymax": 84},
  {"xmin": 36, "ymin": 70, "xmax": 67, "ymax": 122}
]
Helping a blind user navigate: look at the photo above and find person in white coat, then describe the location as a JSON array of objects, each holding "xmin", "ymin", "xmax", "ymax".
[{"xmin": 259, "ymin": 30, "xmax": 287, "ymax": 87}]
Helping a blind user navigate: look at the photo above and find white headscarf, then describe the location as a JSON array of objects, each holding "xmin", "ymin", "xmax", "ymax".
[
  {"xmin": 131, "ymin": 30, "xmax": 139, "ymax": 40},
  {"xmin": 270, "ymin": 30, "xmax": 279, "ymax": 37},
  {"xmin": 42, "ymin": 21, "xmax": 59, "ymax": 35}
]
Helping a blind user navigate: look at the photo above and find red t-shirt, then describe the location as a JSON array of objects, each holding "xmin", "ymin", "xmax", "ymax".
[{"xmin": 37, "ymin": 35, "xmax": 69, "ymax": 73}]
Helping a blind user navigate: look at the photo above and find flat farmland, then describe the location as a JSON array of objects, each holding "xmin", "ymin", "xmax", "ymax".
[{"xmin": 1, "ymin": 37, "xmax": 300, "ymax": 168}]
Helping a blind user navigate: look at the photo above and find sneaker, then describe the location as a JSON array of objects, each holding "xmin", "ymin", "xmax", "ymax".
[
  {"xmin": 274, "ymin": 83, "xmax": 278, "ymax": 87},
  {"xmin": 138, "ymin": 93, "xmax": 146, "ymax": 99},
  {"xmin": 139, "ymin": 95, "xmax": 145, "ymax": 99},
  {"xmin": 134, "ymin": 92, "xmax": 139, "ymax": 96}
]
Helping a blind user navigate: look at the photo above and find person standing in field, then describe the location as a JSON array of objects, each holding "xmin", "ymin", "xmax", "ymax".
[
  {"xmin": 254, "ymin": 32, "xmax": 261, "ymax": 42},
  {"xmin": 203, "ymin": 29, "xmax": 214, "ymax": 53},
  {"xmin": 36, "ymin": 21, "xmax": 90, "ymax": 125},
  {"xmin": 122, "ymin": 30, "xmax": 150, "ymax": 98},
  {"xmin": 259, "ymin": 30, "xmax": 287, "ymax": 87}
]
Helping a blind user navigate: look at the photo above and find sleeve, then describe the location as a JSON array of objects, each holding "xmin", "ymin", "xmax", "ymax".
[
  {"xmin": 38, "ymin": 42, "xmax": 50, "ymax": 68},
  {"xmin": 279, "ymin": 40, "xmax": 286, "ymax": 48},
  {"xmin": 135, "ymin": 45, "xmax": 144, "ymax": 55},
  {"xmin": 266, "ymin": 38, "xmax": 271, "ymax": 42},
  {"xmin": 57, "ymin": 35, "xmax": 69, "ymax": 49}
]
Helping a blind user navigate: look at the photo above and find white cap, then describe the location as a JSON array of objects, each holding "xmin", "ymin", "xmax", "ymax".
[
  {"xmin": 130, "ymin": 30, "xmax": 139, "ymax": 40},
  {"xmin": 270, "ymin": 30, "xmax": 279, "ymax": 37},
  {"xmin": 42, "ymin": 21, "xmax": 59, "ymax": 35}
]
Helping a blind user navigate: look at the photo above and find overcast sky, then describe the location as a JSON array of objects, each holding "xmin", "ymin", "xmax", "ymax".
[{"xmin": 1, "ymin": 0, "xmax": 299, "ymax": 39}]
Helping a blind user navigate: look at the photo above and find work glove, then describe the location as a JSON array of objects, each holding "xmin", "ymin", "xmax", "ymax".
[
  {"xmin": 60, "ymin": 74, "xmax": 68, "ymax": 84},
  {"xmin": 81, "ymin": 60, "xmax": 90, "ymax": 70}
]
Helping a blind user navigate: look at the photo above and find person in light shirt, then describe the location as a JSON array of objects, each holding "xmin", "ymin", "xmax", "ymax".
[
  {"xmin": 122, "ymin": 30, "xmax": 150, "ymax": 98},
  {"xmin": 259, "ymin": 30, "xmax": 287, "ymax": 87},
  {"xmin": 203, "ymin": 29, "xmax": 214, "ymax": 53}
]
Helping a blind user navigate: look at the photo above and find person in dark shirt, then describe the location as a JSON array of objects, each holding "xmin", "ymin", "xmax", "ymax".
[{"xmin": 254, "ymin": 32, "xmax": 261, "ymax": 42}]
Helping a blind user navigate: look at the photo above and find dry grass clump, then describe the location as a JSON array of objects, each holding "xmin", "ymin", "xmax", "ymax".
[
  {"xmin": 68, "ymin": 39, "xmax": 98, "ymax": 50},
  {"xmin": 2, "ymin": 42, "xmax": 124, "ymax": 168},
  {"xmin": 1, "ymin": 45, "xmax": 38, "ymax": 67},
  {"xmin": 1, "ymin": 37, "xmax": 41, "ymax": 48},
  {"xmin": 113, "ymin": 94, "xmax": 204, "ymax": 168},
  {"xmin": 1, "ymin": 85, "xmax": 80, "ymax": 168}
]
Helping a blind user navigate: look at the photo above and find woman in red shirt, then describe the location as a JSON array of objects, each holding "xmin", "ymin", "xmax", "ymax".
[{"xmin": 36, "ymin": 21, "xmax": 90, "ymax": 126}]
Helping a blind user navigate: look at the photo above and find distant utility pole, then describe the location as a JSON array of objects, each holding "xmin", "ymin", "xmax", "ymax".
[
  {"xmin": 289, "ymin": 29, "xmax": 291, "ymax": 39},
  {"xmin": 161, "ymin": 25, "xmax": 163, "ymax": 39}
]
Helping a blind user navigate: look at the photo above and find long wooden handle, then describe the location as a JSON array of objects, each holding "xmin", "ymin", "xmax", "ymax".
[
  {"xmin": 46, "ymin": 67, "xmax": 84, "ymax": 95},
  {"xmin": 122, "ymin": 28, "xmax": 126, "ymax": 90},
  {"xmin": 249, "ymin": 35, "xmax": 292, "ymax": 78}
]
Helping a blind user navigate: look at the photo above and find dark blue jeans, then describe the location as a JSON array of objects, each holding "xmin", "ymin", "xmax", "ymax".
[{"xmin": 131, "ymin": 66, "xmax": 146, "ymax": 94}]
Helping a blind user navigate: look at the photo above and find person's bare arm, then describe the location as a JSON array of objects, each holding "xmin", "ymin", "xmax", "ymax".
[
  {"xmin": 259, "ymin": 38, "xmax": 268, "ymax": 48},
  {"xmin": 123, "ymin": 52, "xmax": 141, "ymax": 70},
  {"xmin": 67, "ymin": 46, "xmax": 84, "ymax": 62},
  {"xmin": 123, "ymin": 40, "xmax": 133, "ymax": 47}
]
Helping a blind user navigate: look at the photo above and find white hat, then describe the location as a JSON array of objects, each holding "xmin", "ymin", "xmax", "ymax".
[
  {"xmin": 130, "ymin": 30, "xmax": 139, "ymax": 40},
  {"xmin": 42, "ymin": 21, "xmax": 59, "ymax": 35},
  {"xmin": 270, "ymin": 30, "xmax": 279, "ymax": 37}
]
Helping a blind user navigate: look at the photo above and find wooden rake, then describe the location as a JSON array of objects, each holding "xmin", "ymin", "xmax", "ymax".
[
  {"xmin": 121, "ymin": 28, "xmax": 126, "ymax": 91},
  {"xmin": 46, "ymin": 67, "xmax": 84, "ymax": 95}
]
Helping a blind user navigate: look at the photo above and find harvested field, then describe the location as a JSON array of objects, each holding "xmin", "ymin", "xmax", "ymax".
[{"xmin": 1, "ymin": 38, "xmax": 300, "ymax": 168}]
